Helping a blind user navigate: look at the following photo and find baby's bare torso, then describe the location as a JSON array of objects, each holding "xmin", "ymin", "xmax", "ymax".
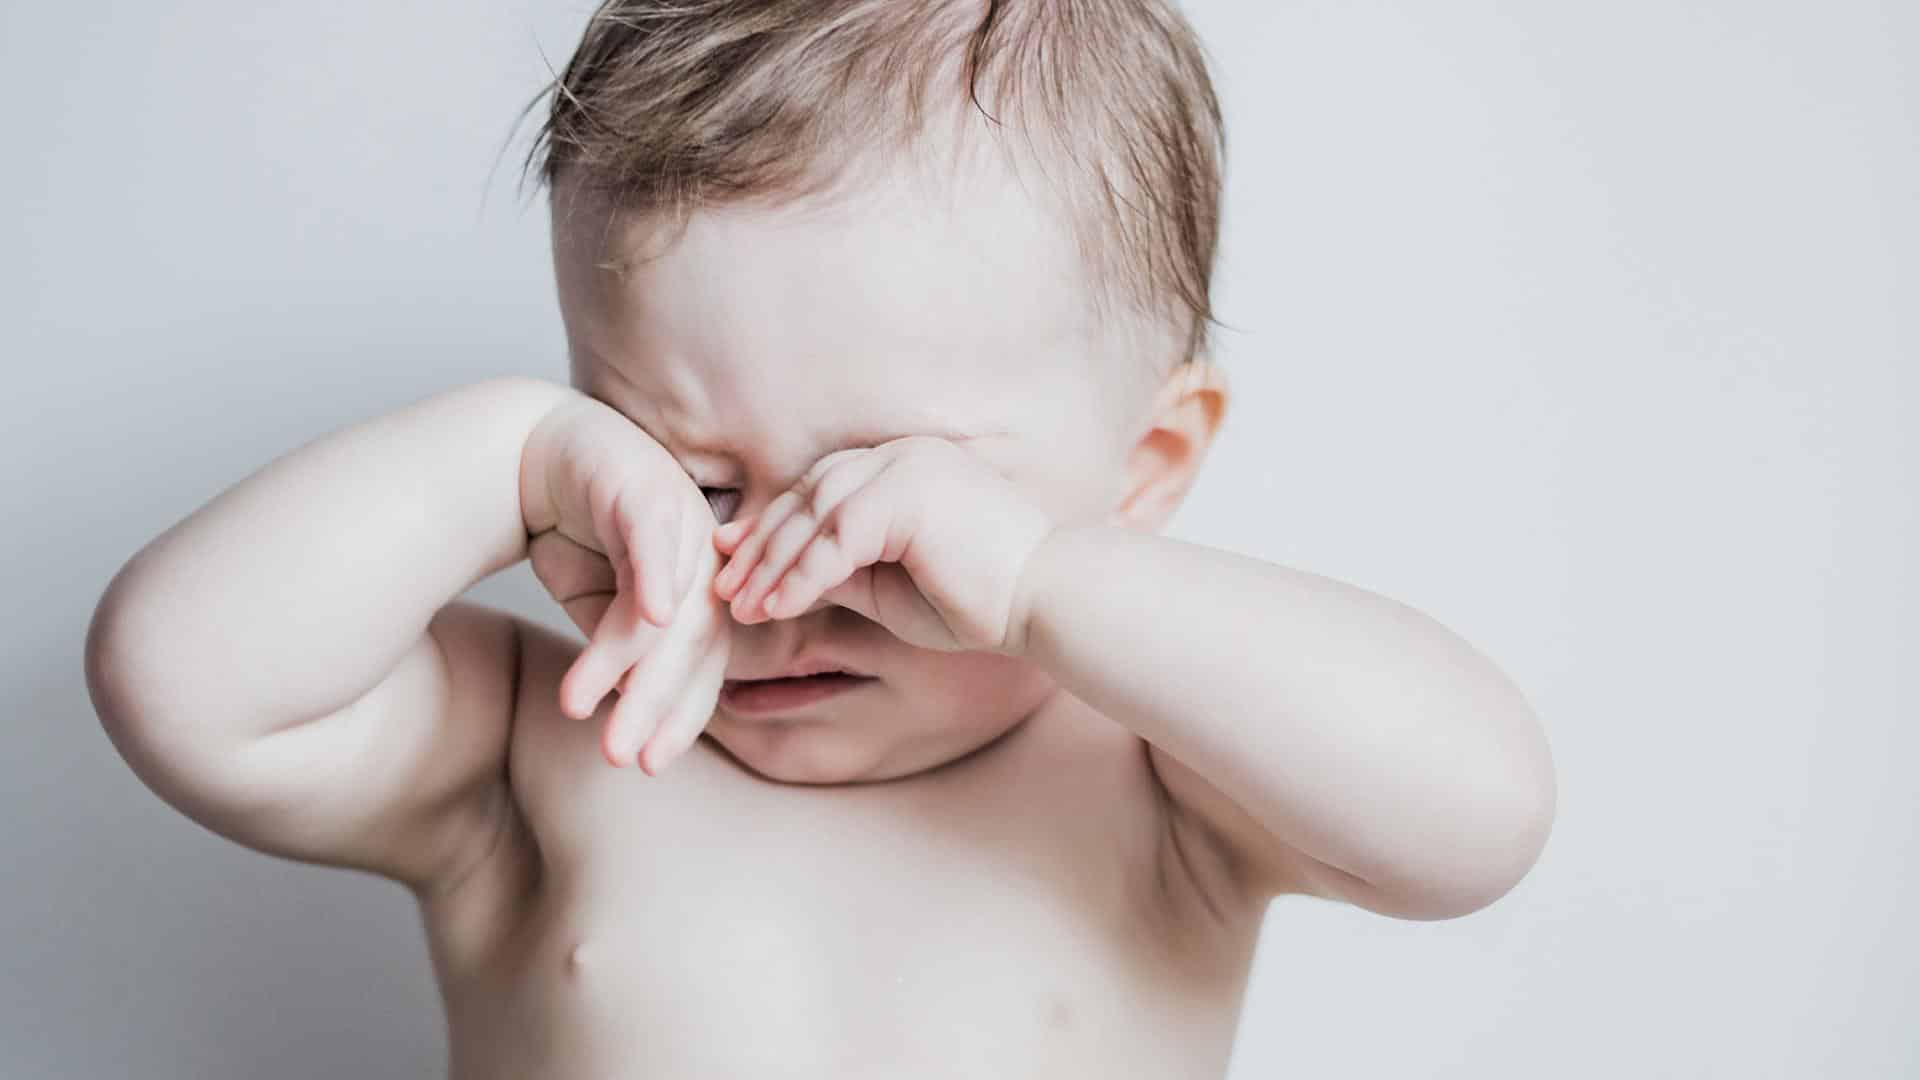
[{"xmin": 419, "ymin": 640, "xmax": 1264, "ymax": 1079}]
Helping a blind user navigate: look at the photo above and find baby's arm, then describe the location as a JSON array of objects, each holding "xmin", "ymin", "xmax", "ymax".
[
  {"xmin": 85, "ymin": 377, "xmax": 571, "ymax": 895},
  {"xmin": 1016, "ymin": 526, "xmax": 1557, "ymax": 921},
  {"xmin": 704, "ymin": 436, "xmax": 1554, "ymax": 919}
]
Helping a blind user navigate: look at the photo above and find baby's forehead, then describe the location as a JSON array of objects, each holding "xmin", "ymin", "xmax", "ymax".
[
  {"xmin": 559, "ymin": 197, "xmax": 1116, "ymax": 422},
  {"xmin": 559, "ymin": 161, "xmax": 1105, "ymax": 340}
]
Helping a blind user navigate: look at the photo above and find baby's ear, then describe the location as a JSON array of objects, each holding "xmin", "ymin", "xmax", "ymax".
[{"xmin": 1111, "ymin": 360, "xmax": 1229, "ymax": 531}]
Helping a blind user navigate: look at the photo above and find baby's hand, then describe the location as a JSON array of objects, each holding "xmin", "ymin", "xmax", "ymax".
[
  {"xmin": 711, "ymin": 437, "xmax": 1056, "ymax": 654},
  {"xmin": 521, "ymin": 392, "xmax": 730, "ymax": 773}
]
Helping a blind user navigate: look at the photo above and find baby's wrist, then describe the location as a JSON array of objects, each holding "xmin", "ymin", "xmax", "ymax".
[
  {"xmin": 517, "ymin": 385, "xmax": 597, "ymax": 537},
  {"xmin": 1002, "ymin": 522, "xmax": 1090, "ymax": 659}
]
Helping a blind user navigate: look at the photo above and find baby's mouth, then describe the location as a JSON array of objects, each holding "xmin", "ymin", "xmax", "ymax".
[{"xmin": 719, "ymin": 671, "xmax": 878, "ymax": 716}]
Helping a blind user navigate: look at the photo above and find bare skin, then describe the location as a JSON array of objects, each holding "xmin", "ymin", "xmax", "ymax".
[
  {"xmin": 85, "ymin": 146, "xmax": 1552, "ymax": 1078},
  {"xmin": 425, "ymin": 629, "xmax": 1261, "ymax": 1079}
]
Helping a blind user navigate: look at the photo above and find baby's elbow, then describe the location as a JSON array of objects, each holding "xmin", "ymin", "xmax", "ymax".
[
  {"xmin": 1403, "ymin": 759, "xmax": 1558, "ymax": 921},
  {"xmin": 85, "ymin": 565, "xmax": 201, "ymax": 777},
  {"xmin": 86, "ymin": 582, "xmax": 265, "ymax": 835},
  {"xmin": 86, "ymin": 586, "xmax": 167, "ymax": 794},
  {"xmin": 85, "ymin": 570, "xmax": 149, "ymax": 742}
]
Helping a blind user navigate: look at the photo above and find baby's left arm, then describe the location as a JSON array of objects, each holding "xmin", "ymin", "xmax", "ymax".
[
  {"xmin": 709, "ymin": 435, "xmax": 1555, "ymax": 920},
  {"xmin": 1013, "ymin": 523, "xmax": 1557, "ymax": 921}
]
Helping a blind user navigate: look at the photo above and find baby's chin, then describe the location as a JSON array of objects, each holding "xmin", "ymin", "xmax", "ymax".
[{"xmin": 702, "ymin": 712, "xmax": 1029, "ymax": 786}]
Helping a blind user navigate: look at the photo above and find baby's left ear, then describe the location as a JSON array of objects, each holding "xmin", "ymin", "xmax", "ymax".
[{"xmin": 1111, "ymin": 360, "xmax": 1230, "ymax": 531}]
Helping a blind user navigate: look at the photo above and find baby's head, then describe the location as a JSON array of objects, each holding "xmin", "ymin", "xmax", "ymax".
[{"xmin": 525, "ymin": 0, "xmax": 1227, "ymax": 783}]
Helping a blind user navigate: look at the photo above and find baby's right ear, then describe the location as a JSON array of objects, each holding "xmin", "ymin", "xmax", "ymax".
[{"xmin": 1110, "ymin": 360, "xmax": 1230, "ymax": 532}]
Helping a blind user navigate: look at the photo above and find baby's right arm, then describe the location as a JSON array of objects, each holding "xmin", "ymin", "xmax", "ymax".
[{"xmin": 84, "ymin": 377, "xmax": 575, "ymax": 897}]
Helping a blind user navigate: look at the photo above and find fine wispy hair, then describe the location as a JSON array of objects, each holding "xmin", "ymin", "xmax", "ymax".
[{"xmin": 512, "ymin": 0, "xmax": 1225, "ymax": 363}]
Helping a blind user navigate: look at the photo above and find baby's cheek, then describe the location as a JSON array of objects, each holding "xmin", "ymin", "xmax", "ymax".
[
  {"xmin": 907, "ymin": 650, "xmax": 1054, "ymax": 733},
  {"xmin": 1012, "ymin": 444, "xmax": 1126, "ymax": 524}
]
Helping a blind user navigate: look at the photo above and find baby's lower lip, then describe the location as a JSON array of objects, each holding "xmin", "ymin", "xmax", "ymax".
[{"xmin": 719, "ymin": 673, "xmax": 877, "ymax": 715}]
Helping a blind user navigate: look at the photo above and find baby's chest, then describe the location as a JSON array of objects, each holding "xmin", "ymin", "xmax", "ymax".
[
  {"xmin": 486, "ymin": 817, "xmax": 1222, "ymax": 1078},
  {"xmin": 540, "ymin": 848, "xmax": 1139, "ymax": 1042},
  {"xmin": 521, "ymin": 737, "xmax": 1165, "ymax": 988},
  {"xmin": 470, "ymin": 724, "xmax": 1240, "ymax": 1074}
]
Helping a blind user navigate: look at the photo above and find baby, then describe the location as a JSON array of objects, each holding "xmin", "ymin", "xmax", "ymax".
[{"xmin": 84, "ymin": 2, "xmax": 1556, "ymax": 1077}]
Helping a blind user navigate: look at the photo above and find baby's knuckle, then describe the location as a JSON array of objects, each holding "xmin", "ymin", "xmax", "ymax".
[
  {"xmin": 830, "ymin": 499, "xmax": 878, "ymax": 543},
  {"xmin": 809, "ymin": 475, "xmax": 848, "ymax": 515},
  {"xmin": 605, "ymin": 485, "xmax": 631, "ymax": 524},
  {"xmin": 800, "ymin": 456, "xmax": 836, "ymax": 489},
  {"xmin": 791, "ymin": 545, "xmax": 830, "ymax": 580},
  {"xmin": 900, "ymin": 434, "xmax": 953, "ymax": 458},
  {"xmin": 807, "ymin": 448, "xmax": 858, "ymax": 486},
  {"xmin": 579, "ymin": 457, "xmax": 607, "ymax": 498}
]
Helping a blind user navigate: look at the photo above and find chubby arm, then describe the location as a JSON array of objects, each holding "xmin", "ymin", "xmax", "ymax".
[
  {"xmin": 1015, "ymin": 524, "xmax": 1557, "ymax": 921},
  {"xmin": 84, "ymin": 376, "xmax": 573, "ymax": 896},
  {"xmin": 690, "ymin": 432, "xmax": 1554, "ymax": 920}
]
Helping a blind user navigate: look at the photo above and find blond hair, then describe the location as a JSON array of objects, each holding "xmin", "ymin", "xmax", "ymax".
[{"xmin": 516, "ymin": 0, "xmax": 1225, "ymax": 362}]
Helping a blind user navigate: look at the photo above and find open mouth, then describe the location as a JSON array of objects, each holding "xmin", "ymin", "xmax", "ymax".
[{"xmin": 719, "ymin": 672, "xmax": 878, "ymax": 715}]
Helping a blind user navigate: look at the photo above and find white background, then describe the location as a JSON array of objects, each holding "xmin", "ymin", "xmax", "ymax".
[{"xmin": 3, "ymin": 2, "xmax": 1913, "ymax": 1076}]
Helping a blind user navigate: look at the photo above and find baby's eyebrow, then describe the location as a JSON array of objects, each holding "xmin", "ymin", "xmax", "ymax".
[
  {"xmin": 682, "ymin": 426, "xmax": 1012, "ymax": 484},
  {"xmin": 828, "ymin": 426, "xmax": 1000, "ymax": 451}
]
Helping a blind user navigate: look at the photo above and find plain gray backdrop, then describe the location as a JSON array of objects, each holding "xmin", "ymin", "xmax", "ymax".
[{"xmin": 4, "ymin": 1, "xmax": 1914, "ymax": 1076}]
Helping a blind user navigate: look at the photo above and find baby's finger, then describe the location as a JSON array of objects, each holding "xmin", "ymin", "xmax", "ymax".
[
  {"xmin": 639, "ymin": 629, "xmax": 728, "ymax": 776},
  {"xmin": 637, "ymin": 500, "xmax": 677, "ymax": 627},
  {"xmin": 712, "ymin": 515, "xmax": 755, "ymax": 555},
  {"xmin": 598, "ymin": 499, "xmax": 645, "ymax": 632},
  {"xmin": 598, "ymin": 639, "xmax": 679, "ymax": 765},
  {"xmin": 804, "ymin": 448, "xmax": 888, "ymax": 519},
  {"xmin": 714, "ymin": 489, "xmax": 803, "ymax": 599},
  {"xmin": 676, "ymin": 509, "xmax": 706, "ymax": 602},
  {"xmin": 600, "ymin": 589, "xmax": 708, "ymax": 765},
  {"xmin": 598, "ymin": 666, "xmax": 658, "ymax": 768},
  {"xmin": 560, "ymin": 617, "xmax": 635, "ymax": 720},
  {"xmin": 560, "ymin": 588, "xmax": 663, "ymax": 720},
  {"xmin": 601, "ymin": 508, "xmax": 630, "ymax": 593},
  {"xmin": 764, "ymin": 531, "xmax": 854, "ymax": 621},
  {"xmin": 734, "ymin": 509, "xmax": 825, "ymax": 622},
  {"xmin": 731, "ymin": 451, "xmax": 883, "ymax": 616}
]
